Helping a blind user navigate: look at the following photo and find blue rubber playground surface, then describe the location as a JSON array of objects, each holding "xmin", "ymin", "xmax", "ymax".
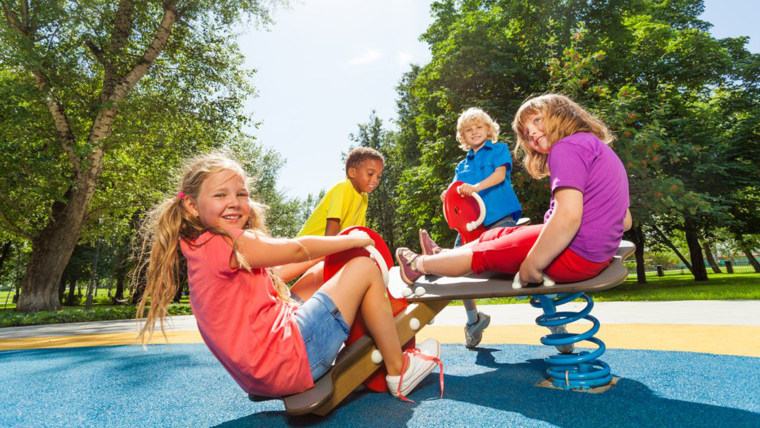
[{"xmin": 2, "ymin": 342, "xmax": 760, "ymax": 427}]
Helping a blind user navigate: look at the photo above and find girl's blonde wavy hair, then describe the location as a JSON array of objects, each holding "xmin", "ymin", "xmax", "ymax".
[
  {"xmin": 133, "ymin": 153, "xmax": 291, "ymax": 344},
  {"xmin": 512, "ymin": 94, "xmax": 614, "ymax": 179},
  {"xmin": 456, "ymin": 107, "xmax": 501, "ymax": 151}
]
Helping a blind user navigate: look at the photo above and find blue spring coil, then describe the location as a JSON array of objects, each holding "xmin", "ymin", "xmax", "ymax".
[{"xmin": 530, "ymin": 292, "xmax": 612, "ymax": 390}]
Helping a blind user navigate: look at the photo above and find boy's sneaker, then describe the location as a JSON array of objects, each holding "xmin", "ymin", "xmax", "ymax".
[
  {"xmin": 464, "ymin": 312, "xmax": 491, "ymax": 349},
  {"xmin": 419, "ymin": 229, "xmax": 443, "ymax": 255},
  {"xmin": 386, "ymin": 338, "xmax": 443, "ymax": 401},
  {"xmin": 396, "ymin": 247, "xmax": 423, "ymax": 285},
  {"xmin": 548, "ymin": 325, "xmax": 575, "ymax": 354}
]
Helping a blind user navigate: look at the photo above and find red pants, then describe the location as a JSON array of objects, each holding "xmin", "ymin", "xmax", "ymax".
[{"xmin": 470, "ymin": 224, "xmax": 611, "ymax": 283}]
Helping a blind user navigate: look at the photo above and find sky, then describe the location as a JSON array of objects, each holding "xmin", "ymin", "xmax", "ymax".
[{"xmin": 238, "ymin": 0, "xmax": 760, "ymax": 201}]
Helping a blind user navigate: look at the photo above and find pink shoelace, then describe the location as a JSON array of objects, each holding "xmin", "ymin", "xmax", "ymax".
[{"xmin": 395, "ymin": 347, "xmax": 444, "ymax": 402}]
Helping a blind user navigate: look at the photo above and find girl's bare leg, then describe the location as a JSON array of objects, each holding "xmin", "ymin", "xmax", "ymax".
[
  {"xmin": 419, "ymin": 246, "xmax": 475, "ymax": 277},
  {"xmin": 320, "ymin": 257, "xmax": 404, "ymax": 375}
]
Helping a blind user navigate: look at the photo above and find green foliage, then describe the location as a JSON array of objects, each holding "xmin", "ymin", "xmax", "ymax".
[
  {"xmin": 0, "ymin": 303, "xmax": 193, "ymax": 328},
  {"xmin": 349, "ymin": 113, "xmax": 404, "ymax": 249},
  {"xmin": 0, "ymin": 0, "xmax": 289, "ymax": 310},
  {"xmin": 384, "ymin": 0, "xmax": 759, "ymax": 278}
]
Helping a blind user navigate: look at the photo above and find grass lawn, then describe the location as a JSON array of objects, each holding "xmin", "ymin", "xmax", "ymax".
[
  {"xmin": 1, "ymin": 272, "xmax": 758, "ymax": 327},
  {"xmin": 447, "ymin": 271, "xmax": 760, "ymax": 305}
]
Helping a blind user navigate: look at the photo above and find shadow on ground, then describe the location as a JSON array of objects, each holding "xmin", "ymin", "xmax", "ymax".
[{"xmin": 2, "ymin": 344, "xmax": 759, "ymax": 427}]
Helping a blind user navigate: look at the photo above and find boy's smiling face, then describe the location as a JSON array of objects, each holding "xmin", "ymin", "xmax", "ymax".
[
  {"xmin": 461, "ymin": 121, "xmax": 489, "ymax": 149},
  {"xmin": 348, "ymin": 158, "xmax": 384, "ymax": 194}
]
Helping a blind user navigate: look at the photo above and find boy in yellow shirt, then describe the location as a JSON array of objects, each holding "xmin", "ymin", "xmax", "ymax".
[
  {"xmin": 296, "ymin": 147, "xmax": 384, "ymax": 237},
  {"xmin": 286, "ymin": 147, "xmax": 384, "ymax": 300}
]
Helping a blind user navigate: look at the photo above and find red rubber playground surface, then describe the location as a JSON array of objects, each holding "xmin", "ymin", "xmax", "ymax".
[{"xmin": 1, "ymin": 301, "xmax": 759, "ymax": 427}]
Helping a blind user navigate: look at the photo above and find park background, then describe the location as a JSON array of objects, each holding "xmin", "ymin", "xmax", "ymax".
[{"xmin": 0, "ymin": 0, "xmax": 758, "ymax": 320}]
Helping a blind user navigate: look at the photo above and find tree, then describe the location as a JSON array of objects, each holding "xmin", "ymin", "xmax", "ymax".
[
  {"xmin": 349, "ymin": 112, "xmax": 401, "ymax": 249},
  {"xmin": 0, "ymin": 0, "xmax": 281, "ymax": 311},
  {"xmin": 388, "ymin": 0, "xmax": 758, "ymax": 282}
]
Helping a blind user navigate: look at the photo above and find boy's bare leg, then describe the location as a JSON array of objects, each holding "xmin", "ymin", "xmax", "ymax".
[{"xmin": 289, "ymin": 261, "xmax": 325, "ymax": 301}]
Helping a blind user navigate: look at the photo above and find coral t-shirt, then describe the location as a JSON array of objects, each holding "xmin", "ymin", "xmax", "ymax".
[{"xmin": 180, "ymin": 229, "xmax": 313, "ymax": 397}]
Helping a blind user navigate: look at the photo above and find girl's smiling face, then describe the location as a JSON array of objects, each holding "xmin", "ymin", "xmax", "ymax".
[
  {"xmin": 187, "ymin": 169, "xmax": 251, "ymax": 229},
  {"xmin": 524, "ymin": 113, "xmax": 551, "ymax": 154}
]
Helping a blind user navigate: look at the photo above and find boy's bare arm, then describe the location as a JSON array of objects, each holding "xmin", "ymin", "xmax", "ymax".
[
  {"xmin": 325, "ymin": 218, "xmax": 341, "ymax": 236},
  {"xmin": 276, "ymin": 257, "xmax": 324, "ymax": 282},
  {"xmin": 457, "ymin": 165, "xmax": 507, "ymax": 196}
]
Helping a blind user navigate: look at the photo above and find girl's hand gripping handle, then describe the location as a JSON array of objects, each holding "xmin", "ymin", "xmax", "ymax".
[
  {"xmin": 511, "ymin": 272, "xmax": 556, "ymax": 289},
  {"xmin": 348, "ymin": 229, "xmax": 389, "ymax": 286}
]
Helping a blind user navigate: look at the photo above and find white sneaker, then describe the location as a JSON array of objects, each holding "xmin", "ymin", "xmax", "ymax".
[
  {"xmin": 386, "ymin": 338, "xmax": 442, "ymax": 400},
  {"xmin": 548, "ymin": 325, "xmax": 575, "ymax": 354},
  {"xmin": 464, "ymin": 312, "xmax": 491, "ymax": 349}
]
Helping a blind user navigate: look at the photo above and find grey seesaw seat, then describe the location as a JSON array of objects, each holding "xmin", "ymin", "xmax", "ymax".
[
  {"xmin": 279, "ymin": 240, "xmax": 634, "ymax": 416},
  {"xmin": 391, "ymin": 240, "xmax": 636, "ymax": 301}
]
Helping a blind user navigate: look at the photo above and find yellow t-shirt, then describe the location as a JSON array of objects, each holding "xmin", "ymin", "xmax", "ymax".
[{"xmin": 296, "ymin": 178, "xmax": 368, "ymax": 237}]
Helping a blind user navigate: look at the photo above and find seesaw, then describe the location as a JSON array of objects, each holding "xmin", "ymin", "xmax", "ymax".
[
  {"xmin": 271, "ymin": 241, "xmax": 633, "ymax": 416},
  {"xmin": 266, "ymin": 187, "xmax": 634, "ymax": 416}
]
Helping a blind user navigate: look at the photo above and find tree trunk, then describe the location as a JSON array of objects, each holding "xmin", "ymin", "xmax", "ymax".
[
  {"xmin": 17, "ymin": 176, "xmax": 99, "ymax": 312},
  {"xmin": 0, "ymin": 242, "xmax": 12, "ymax": 273},
  {"xmin": 58, "ymin": 277, "xmax": 66, "ymax": 303},
  {"xmin": 742, "ymin": 245, "xmax": 760, "ymax": 273},
  {"xmin": 629, "ymin": 226, "xmax": 647, "ymax": 284},
  {"xmin": 703, "ymin": 242, "xmax": 722, "ymax": 274},
  {"xmin": 11, "ymin": 2, "xmax": 178, "ymax": 313},
  {"xmin": 650, "ymin": 224, "xmax": 693, "ymax": 274},
  {"xmin": 113, "ymin": 266, "xmax": 126, "ymax": 304},
  {"xmin": 66, "ymin": 276, "xmax": 78, "ymax": 306},
  {"xmin": 683, "ymin": 220, "xmax": 708, "ymax": 281}
]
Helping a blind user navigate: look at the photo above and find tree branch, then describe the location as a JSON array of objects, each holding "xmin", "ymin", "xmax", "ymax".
[
  {"xmin": 20, "ymin": 0, "xmax": 27, "ymax": 25},
  {"xmin": 112, "ymin": 1, "xmax": 178, "ymax": 102},
  {"xmin": 85, "ymin": 39, "xmax": 107, "ymax": 65},
  {"xmin": 1, "ymin": 1, "xmax": 22, "ymax": 33},
  {"xmin": 110, "ymin": 0, "xmax": 135, "ymax": 57},
  {"xmin": 3, "ymin": 1, "xmax": 81, "ymax": 172},
  {"xmin": 29, "ymin": 70, "xmax": 81, "ymax": 172}
]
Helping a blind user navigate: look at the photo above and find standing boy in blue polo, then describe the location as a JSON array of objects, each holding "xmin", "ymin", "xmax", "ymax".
[{"xmin": 419, "ymin": 107, "xmax": 522, "ymax": 349}]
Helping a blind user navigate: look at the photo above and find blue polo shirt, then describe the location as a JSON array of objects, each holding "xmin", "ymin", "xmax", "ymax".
[{"xmin": 454, "ymin": 140, "xmax": 522, "ymax": 226}]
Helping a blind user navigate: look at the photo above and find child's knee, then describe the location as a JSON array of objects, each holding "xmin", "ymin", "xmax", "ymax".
[{"xmin": 344, "ymin": 256, "xmax": 383, "ymax": 283}]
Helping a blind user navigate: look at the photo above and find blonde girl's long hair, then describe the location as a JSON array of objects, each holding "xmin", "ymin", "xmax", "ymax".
[
  {"xmin": 511, "ymin": 94, "xmax": 614, "ymax": 179},
  {"xmin": 133, "ymin": 153, "xmax": 291, "ymax": 345},
  {"xmin": 456, "ymin": 107, "xmax": 500, "ymax": 151}
]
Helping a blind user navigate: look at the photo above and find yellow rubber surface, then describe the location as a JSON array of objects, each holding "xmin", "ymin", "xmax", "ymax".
[{"xmin": 2, "ymin": 324, "xmax": 758, "ymax": 357}]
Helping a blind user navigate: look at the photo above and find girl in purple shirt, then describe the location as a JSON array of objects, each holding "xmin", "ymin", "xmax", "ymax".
[{"xmin": 396, "ymin": 94, "xmax": 632, "ymax": 292}]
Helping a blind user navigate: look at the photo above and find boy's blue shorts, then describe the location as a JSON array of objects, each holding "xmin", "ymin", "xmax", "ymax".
[{"xmin": 294, "ymin": 290, "xmax": 350, "ymax": 382}]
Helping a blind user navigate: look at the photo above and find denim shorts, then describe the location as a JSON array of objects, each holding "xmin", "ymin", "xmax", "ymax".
[
  {"xmin": 455, "ymin": 214, "xmax": 518, "ymax": 247},
  {"xmin": 294, "ymin": 290, "xmax": 350, "ymax": 382}
]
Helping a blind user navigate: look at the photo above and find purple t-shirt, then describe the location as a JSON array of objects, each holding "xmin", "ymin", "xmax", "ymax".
[{"xmin": 543, "ymin": 133, "xmax": 629, "ymax": 262}]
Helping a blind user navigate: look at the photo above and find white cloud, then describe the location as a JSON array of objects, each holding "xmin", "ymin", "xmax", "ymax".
[
  {"xmin": 345, "ymin": 49, "xmax": 382, "ymax": 67},
  {"xmin": 396, "ymin": 51, "xmax": 413, "ymax": 67}
]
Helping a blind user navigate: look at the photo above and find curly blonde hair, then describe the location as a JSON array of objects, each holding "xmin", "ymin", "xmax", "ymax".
[
  {"xmin": 133, "ymin": 153, "xmax": 291, "ymax": 344},
  {"xmin": 512, "ymin": 94, "xmax": 614, "ymax": 179},
  {"xmin": 456, "ymin": 107, "xmax": 501, "ymax": 151}
]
